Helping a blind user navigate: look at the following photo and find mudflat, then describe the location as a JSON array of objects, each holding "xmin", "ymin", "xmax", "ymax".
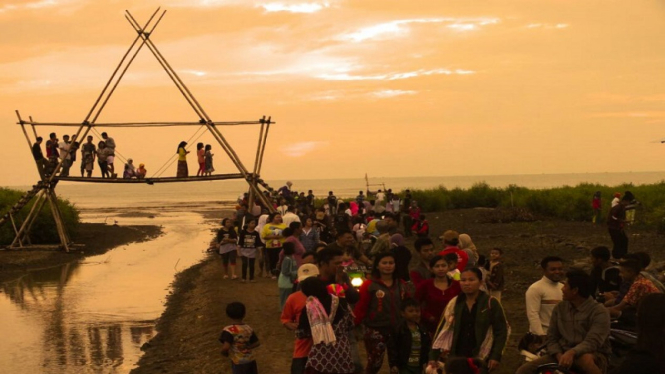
[
  {"xmin": 0, "ymin": 223, "xmax": 162, "ymax": 282},
  {"xmin": 132, "ymin": 208, "xmax": 665, "ymax": 374}
]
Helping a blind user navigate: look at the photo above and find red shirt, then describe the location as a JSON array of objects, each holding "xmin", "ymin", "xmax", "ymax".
[
  {"xmin": 415, "ymin": 278, "xmax": 461, "ymax": 333},
  {"xmin": 439, "ymin": 246, "xmax": 469, "ymax": 271},
  {"xmin": 279, "ymin": 291, "xmax": 312, "ymax": 358}
]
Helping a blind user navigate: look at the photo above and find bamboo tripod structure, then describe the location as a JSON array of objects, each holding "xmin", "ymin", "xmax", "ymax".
[{"xmin": 4, "ymin": 8, "xmax": 277, "ymax": 251}]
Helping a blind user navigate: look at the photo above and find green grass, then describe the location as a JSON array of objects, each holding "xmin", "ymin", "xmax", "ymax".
[
  {"xmin": 0, "ymin": 187, "xmax": 79, "ymax": 245},
  {"xmin": 402, "ymin": 181, "xmax": 665, "ymax": 230}
]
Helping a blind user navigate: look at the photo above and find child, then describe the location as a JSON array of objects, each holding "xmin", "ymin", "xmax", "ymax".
[
  {"xmin": 204, "ymin": 144, "xmax": 214, "ymax": 176},
  {"xmin": 388, "ymin": 298, "xmax": 431, "ymax": 374},
  {"xmin": 239, "ymin": 219, "xmax": 263, "ymax": 283},
  {"xmin": 278, "ymin": 242, "xmax": 298, "ymax": 310},
  {"xmin": 487, "ymin": 248, "xmax": 505, "ymax": 301},
  {"xmin": 444, "ymin": 253, "xmax": 461, "ymax": 281},
  {"xmin": 218, "ymin": 218, "xmax": 239, "ymax": 280},
  {"xmin": 220, "ymin": 302, "xmax": 260, "ymax": 374},
  {"xmin": 411, "ymin": 214, "xmax": 429, "ymax": 238},
  {"xmin": 477, "ymin": 255, "xmax": 489, "ymax": 293}
]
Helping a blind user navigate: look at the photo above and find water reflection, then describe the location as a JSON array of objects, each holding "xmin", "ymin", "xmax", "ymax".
[
  {"xmin": 0, "ymin": 211, "xmax": 210, "ymax": 373},
  {"xmin": 2, "ymin": 263, "xmax": 154, "ymax": 372}
]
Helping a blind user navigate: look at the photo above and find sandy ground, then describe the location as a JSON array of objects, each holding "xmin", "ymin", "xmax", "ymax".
[
  {"xmin": 0, "ymin": 223, "xmax": 162, "ymax": 282},
  {"xmin": 130, "ymin": 208, "xmax": 665, "ymax": 374}
]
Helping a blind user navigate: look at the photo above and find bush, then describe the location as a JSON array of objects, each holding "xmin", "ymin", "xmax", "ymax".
[
  {"xmin": 0, "ymin": 187, "xmax": 79, "ymax": 246},
  {"xmin": 401, "ymin": 181, "xmax": 665, "ymax": 230}
]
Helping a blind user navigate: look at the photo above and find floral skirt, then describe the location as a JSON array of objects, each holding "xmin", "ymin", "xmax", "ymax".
[{"xmin": 176, "ymin": 160, "xmax": 188, "ymax": 178}]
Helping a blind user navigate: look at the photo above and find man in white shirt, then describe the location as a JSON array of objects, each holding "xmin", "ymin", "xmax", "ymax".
[
  {"xmin": 525, "ymin": 256, "xmax": 565, "ymax": 337},
  {"xmin": 282, "ymin": 206, "xmax": 301, "ymax": 227},
  {"xmin": 58, "ymin": 134, "xmax": 72, "ymax": 177}
]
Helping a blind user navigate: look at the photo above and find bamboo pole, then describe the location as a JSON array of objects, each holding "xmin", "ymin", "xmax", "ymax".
[
  {"xmin": 125, "ymin": 10, "xmax": 209, "ymax": 121},
  {"xmin": 124, "ymin": 12, "xmax": 203, "ymax": 120},
  {"xmin": 29, "ymin": 116, "xmax": 38, "ymax": 139},
  {"xmin": 9, "ymin": 213, "xmax": 23, "ymax": 247},
  {"xmin": 46, "ymin": 190, "xmax": 70, "ymax": 252},
  {"xmin": 49, "ymin": 188, "xmax": 71, "ymax": 245},
  {"xmin": 253, "ymin": 118, "xmax": 266, "ymax": 175},
  {"xmin": 16, "ymin": 111, "xmax": 44, "ymax": 180},
  {"xmin": 10, "ymin": 189, "xmax": 45, "ymax": 248},
  {"xmin": 84, "ymin": 7, "xmax": 162, "ymax": 123},
  {"xmin": 18, "ymin": 120, "xmax": 269, "ymax": 127},
  {"xmin": 90, "ymin": 9, "xmax": 167, "ymax": 124},
  {"xmin": 257, "ymin": 120, "xmax": 271, "ymax": 175},
  {"xmin": 22, "ymin": 191, "xmax": 48, "ymax": 241}
]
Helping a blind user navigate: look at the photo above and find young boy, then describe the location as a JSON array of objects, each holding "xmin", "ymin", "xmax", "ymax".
[
  {"xmin": 220, "ymin": 302, "xmax": 260, "ymax": 374},
  {"xmin": 388, "ymin": 298, "xmax": 431, "ymax": 374},
  {"xmin": 443, "ymin": 253, "xmax": 461, "ymax": 281},
  {"xmin": 487, "ymin": 248, "xmax": 505, "ymax": 301}
]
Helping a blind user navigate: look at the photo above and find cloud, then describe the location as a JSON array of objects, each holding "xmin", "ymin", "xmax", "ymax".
[
  {"xmin": 339, "ymin": 17, "xmax": 499, "ymax": 42},
  {"xmin": 371, "ymin": 89, "xmax": 417, "ymax": 98},
  {"xmin": 260, "ymin": 2, "xmax": 329, "ymax": 13},
  {"xmin": 316, "ymin": 68, "xmax": 474, "ymax": 81},
  {"xmin": 589, "ymin": 111, "xmax": 665, "ymax": 123},
  {"xmin": 526, "ymin": 23, "xmax": 569, "ymax": 29},
  {"xmin": 0, "ymin": 0, "xmax": 72, "ymax": 13},
  {"xmin": 281, "ymin": 141, "xmax": 329, "ymax": 157}
]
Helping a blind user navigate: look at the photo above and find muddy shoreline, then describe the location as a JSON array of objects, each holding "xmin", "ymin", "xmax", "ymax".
[
  {"xmin": 0, "ymin": 223, "xmax": 162, "ymax": 282},
  {"xmin": 130, "ymin": 208, "xmax": 665, "ymax": 374}
]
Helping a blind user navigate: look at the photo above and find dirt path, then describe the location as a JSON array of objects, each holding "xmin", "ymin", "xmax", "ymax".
[{"xmin": 132, "ymin": 209, "xmax": 665, "ymax": 374}]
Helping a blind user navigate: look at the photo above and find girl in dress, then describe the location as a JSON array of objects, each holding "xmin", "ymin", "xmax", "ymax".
[
  {"xmin": 196, "ymin": 142, "xmax": 205, "ymax": 176},
  {"xmin": 204, "ymin": 144, "xmax": 214, "ymax": 176}
]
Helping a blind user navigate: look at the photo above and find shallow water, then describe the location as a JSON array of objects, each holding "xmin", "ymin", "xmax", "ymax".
[{"xmin": 0, "ymin": 211, "xmax": 213, "ymax": 374}]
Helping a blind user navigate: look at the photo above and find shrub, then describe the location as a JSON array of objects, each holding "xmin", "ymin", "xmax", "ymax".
[
  {"xmin": 0, "ymin": 187, "xmax": 79, "ymax": 246},
  {"xmin": 400, "ymin": 181, "xmax": 665, "ymax": 230}
]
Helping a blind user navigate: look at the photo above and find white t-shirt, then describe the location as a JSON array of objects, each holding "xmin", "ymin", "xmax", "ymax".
[
  {"xmin": 376, "ymin": 192, "xmax": 385, "ymax": 203},
  {"xmin": 58, "ymin": 141, "xmax": 71, "ymax": 160},
  {"xmin": 282, "ymin": 212, "xmax": 301, "ymax": 227}
]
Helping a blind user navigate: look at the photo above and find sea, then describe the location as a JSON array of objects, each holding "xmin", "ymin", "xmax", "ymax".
[{"xmin": 7, "ymin": 171, "xmax": 664, "ymax": 210}]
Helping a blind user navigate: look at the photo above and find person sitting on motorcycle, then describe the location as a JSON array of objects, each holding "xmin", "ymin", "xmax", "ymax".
[
  {"xmin": 608, "ymin": 259, "xmax": 661, "ymax": 325},
  {"xmin": 516, "ymin": 270, "xmax": 611, "ymax": 374}
]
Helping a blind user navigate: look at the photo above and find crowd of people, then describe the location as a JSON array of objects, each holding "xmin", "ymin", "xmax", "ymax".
[
  {"xmin": 210, "ymin": 182, "xmax": 665, "ymax": 374},
  {"xmin": 31, "ymin": 132, "xmax": 148, "ymax": 180}
]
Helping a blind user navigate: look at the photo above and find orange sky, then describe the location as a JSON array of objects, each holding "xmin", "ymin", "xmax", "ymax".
[{"xmin": 2, "ymin": 0, "xmax": 665, "ymax": 186}]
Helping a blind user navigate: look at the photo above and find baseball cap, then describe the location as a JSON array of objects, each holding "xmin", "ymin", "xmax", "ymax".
[{"xmin": 297, "ymin": 264, "xmax": 319, "ymax": 282}]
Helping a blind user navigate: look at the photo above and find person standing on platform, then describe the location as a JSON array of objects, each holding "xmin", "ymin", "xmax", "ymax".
[
  {"xmin": 32, "ymin": 137, "xmax": 46, "ymax": 178},
  {"xmin": 81, "ymin": 135, "xmax": 96, "ymax": 178},
  {"xmin": 196, "ymin": 142, "xmax": 205, "ymax": 176},
  {"xmin": 176, "ymin": 141, "xmax": 189, "ymax": 178},
  {"xmin": 101, "ymin": 132, "xmax": 117, "ymax": 178}
]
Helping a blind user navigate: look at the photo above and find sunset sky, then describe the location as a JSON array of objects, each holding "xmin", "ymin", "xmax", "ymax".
[{"xmin": 1, "ymin": 0, "xmax": 665, "ymax": 186}]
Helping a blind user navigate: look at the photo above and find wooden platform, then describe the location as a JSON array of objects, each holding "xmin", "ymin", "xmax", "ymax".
[{"xmin": 57, "ymin": 173, "xmax": 250, "ymax": 184}]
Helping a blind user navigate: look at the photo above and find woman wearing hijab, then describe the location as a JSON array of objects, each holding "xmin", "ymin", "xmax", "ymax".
[
  {"xmin": 458, "ymin": 234, "xmax": 479, "ymax": 269},
  {"xmin": 176, "ymin": 141, "xmax": 189, "ymax": 178}
]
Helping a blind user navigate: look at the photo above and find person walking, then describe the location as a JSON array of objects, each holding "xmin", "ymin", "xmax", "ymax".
[{"xmin": 354, "ymin": 252, "xmax": 410, "ymax": 374}]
